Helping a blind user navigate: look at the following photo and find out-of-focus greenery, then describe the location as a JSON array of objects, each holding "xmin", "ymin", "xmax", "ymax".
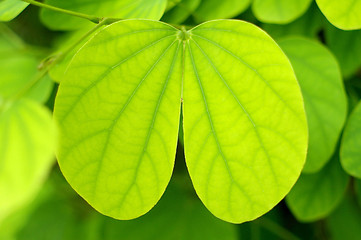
[{"xmin": 1, "ymin": 0, "xmax": 361, "ymax": 239}]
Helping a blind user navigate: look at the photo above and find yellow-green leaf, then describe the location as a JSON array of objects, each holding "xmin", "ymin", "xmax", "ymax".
[
  {"xmin": 316, "ymin": 0, "xmax": 361, "ymax": 30},
  {"xmin": 183, "ymin": 20, "xmax": 307, "ymax": 223},
  {"xmin": 54, "ymin": 20, "xmax": 182, "ymax": 220},
  {"xmin": 54, "ymin": 19, "xmax": 308, "ymax": 223}
]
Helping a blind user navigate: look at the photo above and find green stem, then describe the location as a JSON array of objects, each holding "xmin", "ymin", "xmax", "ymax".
[
  {"xmin": 256, "ymin": 217, "xmax": 301, "ymax": 240},
  {"xmin": 13, "ymin": 18, "xmax": 109, "ymax": 100},
  {"xmin": 21, "ymin": 0, "xmax": 105, "ymax": 24}
]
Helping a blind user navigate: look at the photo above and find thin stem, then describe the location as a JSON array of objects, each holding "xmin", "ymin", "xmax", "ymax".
[
  {"xmin": 21, "ymin": 0, "xmax": 182, "ymax": 29},
  {"xmin": 256, "ymin": 217, "xmax": 301, "ymax": 240},
  {"xmin": 21, "ymin": 0, "xmax": 104, "ymax": 24},
  {"xmin": 13, "ymin": 18, "xmax": 110, "ymax": 100}
]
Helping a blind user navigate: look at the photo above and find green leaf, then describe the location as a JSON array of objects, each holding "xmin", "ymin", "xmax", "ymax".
[
  {"xmin": 341, "ymin": 100, "xmax": 361, "ymax": 178},
  {"xmin": 325, "ymin": 25, "xmax": 361, "ymax": 78},
  {"xmin": 279, "ymin": 38, "xmax": 347, "ymax": 173},
  {"xmin": 316, "ymin": 0, "xmax": 361, "ymax": 30},
  {"xmin": 194, "ymin": 0, "xmax": 251, "ymax": 22},
  {"xmin": 262, "ymin": 3, "xmax": 324, "ymax": 40},
  {"xmin": 252, "ymin": 0, "xmax": 312, "ymax": 24},
  {"xmin": 40, "ymin": 0, "xmax": 168, "ymax": 30},
  {"xmin": 286, "ymin": 154, "xmax": 349, "ymax": 222},
  {"xmin": 0, "ymin": 99, "xmax": 56, "ymax": 223},
  {"xmin": 162, "ymin": 0, "xmax": 201, "ymax": 24},
  {"xmin": 54, "ymin": 19, "xmax": 308, "ymax": 223},
  {"xmin": 54, "ymin": 20, "xmax": 183, "ymax": 220},
  {"xmin": 326, "ymin": 194, "xmax": 361, "ymax": 240},
  {"xmin": 0, "ymin": 0, "xmax": 29, "ymax": 22},
  {"xmin": 183, "ymin": 20, "xmax": 307, "ymax": 223}
]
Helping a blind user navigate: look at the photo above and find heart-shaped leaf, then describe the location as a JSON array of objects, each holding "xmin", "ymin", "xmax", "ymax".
[{"xmin": 54, "ymin": 19, "xmax": 308, "ymax": 223}]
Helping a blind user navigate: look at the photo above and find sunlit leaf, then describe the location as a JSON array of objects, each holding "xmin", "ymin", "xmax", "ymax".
[
  {"xmin": 183, "ymin": 20, "xmax": 307, "ymax": 223},
  {"xmin": 252, "ymin": 0, "xmax": 312, "ymax": 24},
  {"xmin": 279, "ymin": 37, "xmax": 347, "ymax": 173},
  {"xmin": 55, "ymin": 19, "xmax": 308, "ymax": 223},
  {"xmin": 40, "ymin": 0, "xmax": 168, "ymax": 30},
  {"xmin": 316, "ymin": 0, "xmax": 361, "ymax": 30},
  {"xmin": 341, "ymin": 100, "xmax": 361, "ymax": 178},
  {"xmin": 194, "ymin": 0, "xmax": 251, "ymax": 22},
  {"xmin": 0, "ymin": 99, "xmax": 56, "ymax": 223},
  {"xmin": 54, "ymin": 20, "xmax": 183, "ymax": 220},
  {"xmin": 0, "ymin": 0, "xmax": 29, "ymax": 22},
  {"xmin": 286, "ymin": 154, "xmax": 349, "ymax": 222}
]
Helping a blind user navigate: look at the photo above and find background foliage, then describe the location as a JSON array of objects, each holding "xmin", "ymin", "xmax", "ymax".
[{"xmin": 1, "ymin": 0, "xmax": 361, "ymax": 239}]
